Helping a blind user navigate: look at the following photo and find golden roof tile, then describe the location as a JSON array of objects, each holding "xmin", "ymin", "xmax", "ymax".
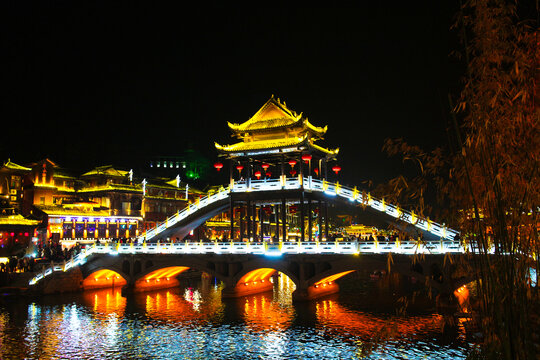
[
  {"xmin": 1, "ymin": 160, "xmax": 31, "ymax": 172},
  {"xmin": 215, "ymin": 134, "xmax": 308, "ymax": 153},
  {"xmin": 228, "ymin": 96, "xmax": 302, "ymax": 132},
  {"xmin": 0, "ymin": 214, "xmax": 40, "ymax": 226}
]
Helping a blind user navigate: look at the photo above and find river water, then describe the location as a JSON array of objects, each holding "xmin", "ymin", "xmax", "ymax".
[{"xmin": 0, "ymin": 274, "xmax": 473, "ymax": 359}]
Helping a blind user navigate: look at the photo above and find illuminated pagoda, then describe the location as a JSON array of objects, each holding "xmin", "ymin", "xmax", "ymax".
[{"xmin": 214, "ymin": 95, "xmax": 340, "ymax": 242}]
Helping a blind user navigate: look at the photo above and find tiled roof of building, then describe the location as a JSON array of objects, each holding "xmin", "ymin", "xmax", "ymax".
[
  {"xmin": 78, "ymin": 183, "xmax": 141, "ymax": 193},
  {"xmin": 1, "ymin": 159, "xmax": 31, "ymax": 172},
  {"xmin": 0, "ymin": 214, "xmax": 40, "ymax": 226},
  {"xmin": 81, "ymin": 165, "xmax": 128, "ymax": 178},
  {"xmin": 216, "ymin": 135, "xmax": 308, "ymax": 153},
  {"xmin": 215, "ymin": 134, "xmax": 339, "ymax": 156},
  {"xmin": 34, "ymin": 204, "xmax": 112, "ymax": 217},
  {"xmin": 227, "ymin": 96, "xmax": 326, "ymax": 135}
]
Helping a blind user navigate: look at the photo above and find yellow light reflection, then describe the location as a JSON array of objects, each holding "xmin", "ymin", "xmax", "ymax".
[
  {"xmin": 242, "ymin": 292, "xmax": 294, "ymax": 332},
  {"xmin": 316, "ymin": 299, "xmax": 444, "ymax": 338},
  {"xmin": 82, "ymin": 288, "xmax": 126, "ymax": 315},
  {"xmin": 138, "ymin": 289, "xmax": 221, "ymax": 323}
]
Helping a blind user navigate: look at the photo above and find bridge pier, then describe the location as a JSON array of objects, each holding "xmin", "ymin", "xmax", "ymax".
[
  {"xmin": 222, "ymin": 280, "xmax": 274, "ymax": 298},
  {"xmin": 292, "ymin": 283, "xmax": 340, "ymax": 302}
]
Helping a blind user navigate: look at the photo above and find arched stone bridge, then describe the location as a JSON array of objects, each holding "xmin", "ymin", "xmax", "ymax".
[{"xmin": 29, "ymin": 241, "xmax": 473, "ymax": 301}]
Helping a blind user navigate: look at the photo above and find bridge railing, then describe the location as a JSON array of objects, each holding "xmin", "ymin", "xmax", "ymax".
[
  {"xmin": 28, "ymin": 239, "xmax": 474, "ymax": 286},
  {"xmin": 138, "ymin": 176, "xmax": 459, "ymax": 244},
  {"xmin": 90, "ymin": 239, "xmax": 466, "ymax": 255}
]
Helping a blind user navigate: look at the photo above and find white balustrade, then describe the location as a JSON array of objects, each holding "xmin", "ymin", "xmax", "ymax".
[{"xmin": 29, "ymin": 239, "xmax": 467, "ymax": 286}]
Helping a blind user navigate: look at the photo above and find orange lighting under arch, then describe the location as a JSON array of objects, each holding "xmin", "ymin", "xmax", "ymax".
[
  {"xmin": 314, "ymin": 270, "xmax": 355, "ymax": 286},
  {"xmin": 238, "ymin": 268, "xmax": 277, "ymax": 284},
  {"xmin": 134, "ymin": 266, "xmax": 190, "ymax": 292},
  {"xmin": 82, "ymin": 269, "xmax": 127, "ymax": 290}
]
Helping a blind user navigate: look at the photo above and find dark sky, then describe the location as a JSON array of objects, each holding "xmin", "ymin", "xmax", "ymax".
[{"xmin": 2, "ymin": 3, "xmax": 463, "ymax": 187}]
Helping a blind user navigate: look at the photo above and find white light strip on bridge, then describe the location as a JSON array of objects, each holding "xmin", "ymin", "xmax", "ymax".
[
  {"xmin": 28, "ymin": 239, "xmax": 472, "ymax": 286},
  {"xmin": 140, "ymin": 177, "xmax": 459, "ymax": 243}
]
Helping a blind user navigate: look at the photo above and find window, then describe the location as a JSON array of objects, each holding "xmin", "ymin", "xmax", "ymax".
[
  {"xmin": 122, "ymin": 202, "xmax": 131, "ymax": 214},
  {"xmin": 10, "ymin": 176, "xmax": 21, "ymax": 189}
]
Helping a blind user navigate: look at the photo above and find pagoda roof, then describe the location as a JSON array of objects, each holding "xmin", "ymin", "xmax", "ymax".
[
  {"xmin": 81, "ymin": 165, "xmax": 128, "ymax": 178},
  {"xmin": 227, "ymin": 96, "xmax": 326, "ymax": 136},
  {"xmin": 0, "ymin": 159, "xmax": 31, "ymax": 172},
  {"xmin": 215, "ymin": 134, "xmax": 339, "ymax": 157},
  {"xmin": 34, "ymin": 204, "xmax": 114, "ymax": 218},
  {"xmin": 78, "ymin": 183, "xmax": 141, "ymax": 193},
  {"xmin": 0, "ymin": 214, "xmax": 40, "ymax": 226}
]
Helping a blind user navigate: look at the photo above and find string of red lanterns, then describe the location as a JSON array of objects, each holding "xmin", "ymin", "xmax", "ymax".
[{"xmin": 215, "ymin": 160, "xmax": 339, "ymax": 179}]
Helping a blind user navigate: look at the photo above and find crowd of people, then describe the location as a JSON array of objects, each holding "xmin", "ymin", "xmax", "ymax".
[
  {"xmin": 0, "ymin": 239, "xmax": 83, "ymax": 274},
  {"xmin": 0, "ymin": 256, "xmax": 35, "ymax": 273}
]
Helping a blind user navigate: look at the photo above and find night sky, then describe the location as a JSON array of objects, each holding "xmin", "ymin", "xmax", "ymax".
[{"xmin": 3, "ymin": 3, "xmax": 463, "ymax": 187}]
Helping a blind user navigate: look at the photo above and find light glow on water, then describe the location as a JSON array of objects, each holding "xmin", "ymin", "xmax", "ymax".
[{"xmin": 0, "ymin": 277, "xmax": 473, "ymax": 359}]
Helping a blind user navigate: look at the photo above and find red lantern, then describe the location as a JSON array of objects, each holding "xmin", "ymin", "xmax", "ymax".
[
  {"xmin": 254, "ymin": 171, "xmax": 262, "ymax": 179},
  {"xmin": 332, "ymin": 165, "xmax": 341, "ymax": 175},
  {"xmin": 236, "ymin": 164, "xmax": 244, "ymax": 172},
  {"xmin": 288, "ymin": 160, "xmax": 297, "ymax": 167},
  {"xmin": 266, "ymin": 172, "xmax": 272, "ymax": 177},
  {"xmin": 301, "ymin": 154, "xmax": 312, "ymax": 163},
  {"xmin": 290, "ymin": 170, "xmax": 297, "ymax": 176},
  {"xmin": 314, "ymin": 168, "xmax": 319, "ymax": 176},
  {"xmin": 214, "ymin": 162, "xmax": 223, "ymax": 171},
  {"xmin": 289, "ymin": 205, "xmax": 297, "ymax": 214},
  {"xmin": 262, "ymin": 163, "xmax": 270, "ymax": 171}
]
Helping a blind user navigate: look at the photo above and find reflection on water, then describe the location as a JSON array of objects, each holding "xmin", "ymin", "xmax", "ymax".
[{"xmin": 0, "ymin": 273, "xmax": 473, "ymax": 359}]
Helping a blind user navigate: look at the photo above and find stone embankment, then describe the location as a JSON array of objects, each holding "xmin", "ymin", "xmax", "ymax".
[{"xmin": 0, "ymin": 269, "xmax": 83, "ymax": 295}]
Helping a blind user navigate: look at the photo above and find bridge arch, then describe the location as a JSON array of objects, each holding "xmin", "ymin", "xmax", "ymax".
[
  {"xmin": 134, "ymin": 266, "xmax": 190, "ymax": 292},
  {"xmin": 223, "ymin": 265, "xmax": 299, "ymax": 298},
  {"xmin": 82, "ymin": 269, "xmax": 127, "ymax": 290}
]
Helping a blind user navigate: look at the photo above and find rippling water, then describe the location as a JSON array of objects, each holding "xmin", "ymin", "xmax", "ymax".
[{"xmin": 0, "ymin": 275, "xmax": 472, "ymax": 359}]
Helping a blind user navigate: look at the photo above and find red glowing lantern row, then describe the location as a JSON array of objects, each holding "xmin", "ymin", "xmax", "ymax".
[
  {"xmin": 262, "ymin": 163, "xmax": 270, "ymax": 171},
  {"xmin": 332, "ymin": 165, "xmax": 342, "ymax": 175},
  {"xmin": 254, "ymin": 171, "xmax": 262, "ymax": 179},
  {"xmin": 214, "ymin": 162, "xmax": 223, "ymax": 171},
  {"xmin": 288, "ymin": 160, "xmax": 297, "ymax": 167}
]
